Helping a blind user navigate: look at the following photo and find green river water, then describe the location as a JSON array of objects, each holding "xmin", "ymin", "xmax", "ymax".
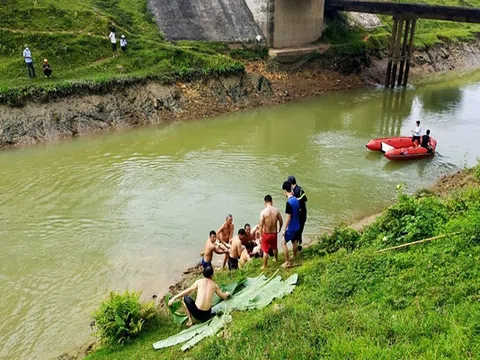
[{"xmin": 1, "ymin": 71, "xmax": 480, "ymax": 359}]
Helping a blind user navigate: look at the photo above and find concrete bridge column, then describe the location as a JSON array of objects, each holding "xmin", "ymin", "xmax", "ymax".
[{"xmin": 246, "ymin": 0, "xmax": 324, "ymax": 48}]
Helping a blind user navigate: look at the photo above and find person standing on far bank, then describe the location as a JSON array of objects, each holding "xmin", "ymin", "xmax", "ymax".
[
  {"xmin": 287, "ymin": 176, "xmax": 307, "ymax": 251},
  {"xmin": 108, "ymin": 29, "xmax": 117, "ymax": 57},
  {"xmin": 120, "ymin": 35, "xmax": 127, "ymax": 53},
  {"xmin": 23, "ymin": 45, "xmax": 35, "ymax": 78}
]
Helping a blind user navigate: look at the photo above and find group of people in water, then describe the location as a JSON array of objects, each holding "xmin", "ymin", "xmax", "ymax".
[
  {"xmin": 168, "ymin": 176, "xmax": 308, "ymax": 327},
  {"xmin": 412, "ymin": 120, "xmax": 433, "ymax": 152}
]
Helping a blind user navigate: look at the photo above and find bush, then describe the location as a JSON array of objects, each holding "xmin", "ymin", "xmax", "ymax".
[
  {"xmin": 92, "ymin": 290, "xmax": 156, "ymax": 344},
  {"xmin": 475, "ymin": 158, "xmax": 480, "ymax": 181},
  {"xmin": 316, "ymin": 225, "xmax": 361, "ymax": 255}
]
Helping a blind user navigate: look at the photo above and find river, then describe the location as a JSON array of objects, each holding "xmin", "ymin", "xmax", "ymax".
[{"xmin": 1, "ymin": 70, "xmax": 480, "ymax": 360}]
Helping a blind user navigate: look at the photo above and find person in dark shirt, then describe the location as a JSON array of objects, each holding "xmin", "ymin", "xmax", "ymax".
[
  {"xmin": 282, "ymin": 181, "xmax": 301, "ymax": 268},
  {"xmin": 420, "ymin": 129, "xmax": 433, "ymax": 153},
  {"xmin": 287, "ymin": 176, "xmax": 307, "ymax": 251}
]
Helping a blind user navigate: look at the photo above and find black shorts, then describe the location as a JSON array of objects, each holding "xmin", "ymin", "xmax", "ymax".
[
  {"xmin": 183, "ymin": 295, "xmax": 213, "ymax": 322},
  {"xmin": 412, "ymin": 135, "xmax": 420, "ymax": 144},
  {"xmin": 121, "ymin": 46, "xmax": 127, "ymax": 52},
  {"xmin": 111, "ymin": 43, "xmax": 117, "ymax": 51},
  {"xmin": 228, "ymin": 256, "xmax": 239, "ymax": 270}
]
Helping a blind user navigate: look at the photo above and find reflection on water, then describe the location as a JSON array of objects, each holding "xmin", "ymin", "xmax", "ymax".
[{"xmin": 1, "ymin": 71, "xmax": 480, "ymax": 360}]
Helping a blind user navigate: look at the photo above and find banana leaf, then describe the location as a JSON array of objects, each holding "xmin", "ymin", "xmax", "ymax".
[
  {"xmin": 181, "ymin": 313, "xmax": 232, "ymax": 351},
  {"xmin": 152, "ymin": 319, "xmax": 212, "ymax": 349},
  {"xmin": 164, "ymin": 293, "xmax": 188, "ymax": 325},
  {"xmin": 154, "ymin": 273, "xmax": 298, "ymax": 351}
]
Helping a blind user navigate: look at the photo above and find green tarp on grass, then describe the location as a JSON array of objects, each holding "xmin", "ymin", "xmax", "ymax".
[{"xmin": 153, "ymin": 272, "xmax": 298, "ymax": 351}]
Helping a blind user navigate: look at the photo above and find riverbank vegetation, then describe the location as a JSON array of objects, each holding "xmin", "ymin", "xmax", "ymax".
[
  {"xmin": 0, "ymin": 0, "xmax": 245, "ymax": 105},
  {"xmin": 86, "ymin": 163, "xmax": 480, "ymax": 359}
]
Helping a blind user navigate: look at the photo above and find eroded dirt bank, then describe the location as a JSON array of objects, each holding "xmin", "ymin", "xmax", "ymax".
[{"xmin": 0, "ymin": 68, "xmax": 363, "ymax": 149}]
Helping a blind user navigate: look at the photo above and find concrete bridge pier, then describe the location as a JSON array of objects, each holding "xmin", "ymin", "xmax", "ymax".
[
  {"xmin": 385, "ymin": 15, "xmax": 417, "ymax": 87},
  {"xmin": 246, "ymin": 0, "xmax": 324, "ymax": 50}
]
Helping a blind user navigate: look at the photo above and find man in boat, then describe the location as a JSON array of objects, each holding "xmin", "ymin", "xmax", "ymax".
[
  {"xmin": 168, "ymin": 266, "xmax": 230, "ymax": 327},
  {"xmin": 217, "ymin": 214, "xmax": 234, "ymax": 268},
  {"xmin": 420, "ymin": 129, "xmax": 433, "ymax": 153},
  {"xmin": 412, "ymin": 120, "xmax": 422, "ymax": 146},
  {"xmin": 259, "ymin": 194, "xmax": 283, "ymax": 269},
  {"xmin": 201, "ymin": 230, "xmax": 229, "ymax": 269},
  {"xmin": 228, "ymin": 228, "xmax": 247, "ymax": 270},
  {"xmin": 281, "ymin": 182, "xmax": 301, "ymax": 268},
  {"xmin": 239, "ymin": 241, "xmax": 256, "ymax": 268},
  {"xmin": 287, "ymin": 176, "xmax": 308, "ymax": 251}
]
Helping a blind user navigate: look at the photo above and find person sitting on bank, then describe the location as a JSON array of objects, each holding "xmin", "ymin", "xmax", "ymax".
[
  {"xmin": 42, "ymin": 59, "xmax": 52, "ymax": 78},
  {"xmin": 412, "ymin": 120, "xmax": 422, "ymax": 146},
  {"xmin": 168, "ymin": 266, "xmax": 230, "ymax": 327},
  {"xmin": 420, "ymin": 129, "xmax": 433, "ymax": 152}
]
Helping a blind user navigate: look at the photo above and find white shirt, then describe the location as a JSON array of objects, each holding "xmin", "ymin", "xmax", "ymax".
[
  {"xmin": 120, "ymin": 38, "xmax": 127, "ymax": 47},
  {"xmin": 413, "ymin": 126, "xmax": 422, "ymax": 137},
  {"xmin": 109, "ymin": 32, "xmax": 116, "ymax": 44},
  {"xmin": 23, "ymin": 48, "xmax": 32, "ymax": 63}
]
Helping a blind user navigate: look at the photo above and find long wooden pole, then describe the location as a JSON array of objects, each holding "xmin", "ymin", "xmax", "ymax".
[
  {"xmin": 403, "ymin": 18, "xmax": 417, "ymax": 87},
  {"xmin": 385, "ymin": 17, "xmax": 399, "ymax": 87},
  {"xmin": 377, "ymin": 232, "xmax": 459, "ymax": 253}
]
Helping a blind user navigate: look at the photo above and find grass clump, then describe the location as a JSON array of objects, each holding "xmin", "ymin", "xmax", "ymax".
[
  {"xmin": 92, "ymin": 290, "xmax": 155, "ymax": 345},
  {"xmin": 86, "ymin": 169, "xmax": 480, "ymax": 360}
]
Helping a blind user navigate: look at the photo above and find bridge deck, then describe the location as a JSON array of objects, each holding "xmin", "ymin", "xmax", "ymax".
[{"xmin": 327, "ymin": 0, "xmax": 480, "ymax": 23}]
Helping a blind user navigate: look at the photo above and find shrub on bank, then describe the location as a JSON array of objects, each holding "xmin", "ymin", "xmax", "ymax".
[
  {"xmin": 92, "ymin": 290, "xmax": 155, "ymax": 344},
  {"xmin": 316, "ymin": 225, "xmax": 360, "ymax": 255}
]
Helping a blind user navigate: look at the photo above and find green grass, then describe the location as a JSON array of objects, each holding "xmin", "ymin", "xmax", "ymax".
[
  {"xmin": 0, "ymin": 0, "xmax": 245, "ymax": 104},
  {"xmin": 86, "ymin": 164, "xmax": 480, "ymax": 360},
  {"xmin": 323, "ymin": 0, "xmax": 480, "ymax": 56}
]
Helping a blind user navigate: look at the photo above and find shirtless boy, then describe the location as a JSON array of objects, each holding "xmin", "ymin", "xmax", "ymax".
[
  {"xmin": 168, "ymin": 266, "xmax": 230, "ymax": 327},
  {"xmin": 218, "ymin": 214, "xmax": 234, "ymax": 268},
  {"xmin": 239, "ymin": 241, "xmax": 255, "ymax": 268},
  {"xmin": 259, "ymin": 195, "xmax": 283, "ymax": 269},
  {"xmin": 201, "ymin": 230, "xmax": 228, "ymax": 269},
  {"xmin": 228, "ymin": 228, "xmax": 247, "ymax": 270}
]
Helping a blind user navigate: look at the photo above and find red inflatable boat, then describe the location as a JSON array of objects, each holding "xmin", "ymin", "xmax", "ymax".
[
  {"xmin": 366, "ymin": 137, "xmax": 413, "ymax": 151},
  {"xmin": 366, "ymin": 136, "xmax": 437, "ymax": 161}
]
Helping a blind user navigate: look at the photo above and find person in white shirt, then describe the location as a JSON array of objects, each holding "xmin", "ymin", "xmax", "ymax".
[
  {"xmin": 23, "ymin": 45, "xmax": 36, "ymax": 78},
  {"xmin": 108, "ymin": 30, "xmax": 117, "ymax": 56},
  {"xmin": 412, "ymin": 120, "xmax": 422, "ymax": 146},
  {"xmin": 120, "ymin": 35, "xmax": 127, "ymax": 53}
]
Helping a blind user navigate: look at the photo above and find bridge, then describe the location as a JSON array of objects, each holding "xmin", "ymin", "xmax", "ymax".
[{"xmin": 246, "ymin": 0, "xmax": 480, "ymax": 87}]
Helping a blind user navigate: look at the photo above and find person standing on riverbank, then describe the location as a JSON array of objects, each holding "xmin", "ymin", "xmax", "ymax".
[
  {"xmin": 108, "ymin": 29, "xmax": 117, "ymax": 57},
  {"xmin": 282, "ymin": 181, "xmax": 301, "ymax": 268},
  {"xmin": 168, "ymin": 266, "xmax": 230, "ymax": 327},
  {"xmin": 259, "ymin": 195, "xmax": 283, "ymax": 269},
  {"xmin": 201, "ymin": 230, "xmax": 228, "ymax": 269},
  {"xmin": 287, "ymin": 176, "xmax": 308, "ymax": 251},
  {"xmin": 120, "ymin": 35, "xmax": 127, "ymax": 53},
  {"xmin": 218, "ymin": 214, "xmax": 234, "ymax": 268},
  {"xmin": 23, "ymin": 46, "xmax": 35, "ymax": 78}
]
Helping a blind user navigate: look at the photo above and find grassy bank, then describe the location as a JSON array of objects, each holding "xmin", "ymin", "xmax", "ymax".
[
  {"xmin": 324, "ymin": 0, "xmax": 480, "ymax": 57},
  {"xmin": 0, "ymin": 0, "xmax": 248, "ymax": 105},
  {"xmin": 86, "ymin": 164, "xmax": 480, "ymax": 360}
]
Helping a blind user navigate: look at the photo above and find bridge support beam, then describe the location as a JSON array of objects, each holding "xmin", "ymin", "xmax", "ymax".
[{"xmin": 385, "ymin": 15, "xmax": 416, "ymax": 88}]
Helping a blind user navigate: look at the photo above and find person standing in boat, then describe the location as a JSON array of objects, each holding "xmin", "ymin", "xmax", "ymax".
[
  {"xmin": 420, "ymin": 129, "xmax": 433, "ymax": 153},
  {"xmin": 412, "ymin": 120, "xmax": 422, "ymax": 146}
]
